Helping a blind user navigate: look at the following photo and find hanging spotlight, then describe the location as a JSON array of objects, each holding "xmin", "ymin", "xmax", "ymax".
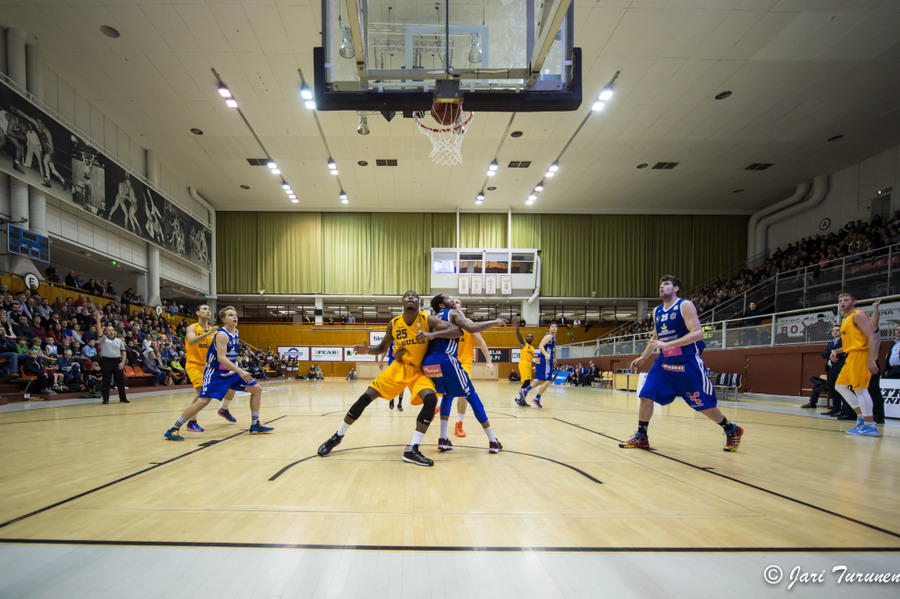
[
  {"xmin": 300, "ymin": 83, "xmax": 313, "ymax": 101},
  {"xmin": 218, "ymin": 86, "xmax": 232, "ymax": 98},
  {"xmin": 304, "ymin": 100, "xmax": 316, "ymax": 110},
  {"xmin": 339, "ymin": 18, "xmax": 356, "ymax": 59},
  {"xmin": 290, "ymin": 198, "xmax": 299, "ymax": 204},
  {"xmin": 598, "ymin": 86, "xmax": 613, "ymax": 101},
  {"xmin": 328, "ymin": 158, "xmax": 338, "ymax": 175},
  {"xmin": 225, "ymin": 98, "xmax": 238, "ymax": 109},
  {"xmin": 592, "ymin": 100, "xmax": 606, "ymax": 111},
  {"xmin": 357, "ymin": 115, "xmax": 370, "ymax": 135},
  {"xmin": 487, "ymin": 159, "xmax": 498, "ymax": 176},
  {"xmin": 545, "ymin": 162, "xmax": 558, "ymax": 177},
  {"xmin": 477, "ymin": 192, "xmax": 485, "ymax": 201},
  {"xmin": 339, "ymin": 190, "xmax": 348, "ymax": 204},
  {"xmin": 467, "ymin": 35, "xmax": 482, "ymax": 63},
  {"xmin": 534, "ymin": 181, "xmax": 544, "ymax": 192},
  {"xmin": 267, "ymin": 161, "xmax": 277, "ymax": 170},
  {"xmin": 271, "ymin": 169, "xmax": 281, "ymax": 175},
  {"xmin": 528, "ymin": 193, "xmax": 537, "ymax": 202},
  {"xmin": 282, "ymin": 182, "xmax": 291, "ymax": 190}
]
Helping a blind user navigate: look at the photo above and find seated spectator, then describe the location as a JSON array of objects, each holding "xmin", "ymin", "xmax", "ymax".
[
  {"xmin": 346, "ymin": 367, "xmax": 357, "ymax": 380},
  {"xmin": 23, "ymin": 348, "xmax": 55, "ymax": 395},
  {"xmin": 56, "ymin": 349, "xmax": 81, "ymax": 387},
  {"xmin": 30, "ymin": 316, "xmax": 48, "ymax": 340},
  {"xmin": 35, "ymin": 298, "xmax": 52, "ymax": 320},
  {"xmin": 81, "ymin": 338, "xmax": 98, "ymax": 360},
  {"xmin": 0, "ymin": 334, "xmax": 28, "ymax": 376},
  {"xmin": 44, "ymin": 266, "xmax": 61, "ymax": 284},
  {"xmin": 884, "ymin": 324, "xmax": 900, "ymax": 379},
  {"xmin": 105, "ymin": 281, "xmax": 116, "ymax": 296},
  {"xmin": 82, "ymin": 324, "xmax": 99, "ymax": 344},
  {"xmin": 82, "ymin": 361, "xmax": 103, "ymax": 396},
  {"xmin": 65, "ymin": 270, "xmax": 77, "ymax": 288},
  {"xmin": 169, "ymin": 357, "xmax": 187, "ymax": 384},
  {"xmin": 0, "ymin": 309, "xmax": 16, "ymax": 339},
  {"xmin": 15, "ymin": 336, "xmax": 29, "ymax": 355},
  {"xmin": 13, "ymin": 314, "xmax": 31, "ymax": 339},
  {"xmin": 142, "ymin": 350, "xmax": 169, "ymax": 385}
]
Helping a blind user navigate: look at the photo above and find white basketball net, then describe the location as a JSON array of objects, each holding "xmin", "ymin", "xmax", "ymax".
[{"xmin": 415, "ymin": 110, "xmax": 474, "ymax": 166}]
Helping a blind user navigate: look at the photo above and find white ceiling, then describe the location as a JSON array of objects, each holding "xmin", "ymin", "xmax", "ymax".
[{"xmin": 2, "ymin": 0, "xmax": 899, "ymax": 215}]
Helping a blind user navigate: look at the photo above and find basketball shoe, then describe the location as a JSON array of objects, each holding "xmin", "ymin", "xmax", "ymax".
[
  {"xmin": 619, "ymin": 432, "xmax": 649, "ymax": 449},
  {"xmin": 186, "ymin": 420, "xmax": 204, "ymax": 432},
  {"xmin": 317, "ymin": 432, "xmax": 343, "ymax": 456},
  {"xmin": 217, "ymin": 408, "xmax": 237, "ymax": 423},
  {"xmin": 402, "ymin": 444, "xmax": 433, "ymax": 467},
  {"xmin": 454, "ymin": 421, "xmax": 466, "ymax": 437},
  {"xmin": 249, "ymin": 422, "xmax": 274, "ymax": 434},
  {"xmin": 437, "ymin": 437, "xmax": 453, "ymax": 452},
  {"xmin": 164, "ymin": 427, "xmax": 184, "ymax": 442},
  {"xmin": 489, "ymin": 439, "xmax": 503, "ymax": 454},
  {"xmin": 724, "ymin": 425, "xmax": 744, "ymax": 452}
]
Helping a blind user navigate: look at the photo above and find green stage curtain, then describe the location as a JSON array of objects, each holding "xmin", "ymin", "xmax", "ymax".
[
  {"xmin": 256, "ymin": 213, "xmax": 322, "ymax": 294},
  {"xmin": 216, "ymin": 212, "xmax": 258, "ymax": 294}
]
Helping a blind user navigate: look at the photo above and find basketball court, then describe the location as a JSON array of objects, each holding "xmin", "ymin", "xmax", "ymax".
[{"xmin": 0, "ymin": 380, "xmax": 897, "ymax": 597}]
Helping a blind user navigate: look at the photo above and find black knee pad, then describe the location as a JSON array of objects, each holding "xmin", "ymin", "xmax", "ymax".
[
  {"xmin": 416, "ymin": 392, "xmax": 438, "ymax": 426},
  {"xmin": 346, "ymin": 393, "xmax": 374, "ymax": 421}
]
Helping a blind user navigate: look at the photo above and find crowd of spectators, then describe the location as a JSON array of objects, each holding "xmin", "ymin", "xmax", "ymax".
[
  {"xmin": 0, "ymin": 282, "xmax": 190, "ymax": 395},
  {"xmin": 610, "ymin": 211, "xmax": 900, "ymax": 338}
]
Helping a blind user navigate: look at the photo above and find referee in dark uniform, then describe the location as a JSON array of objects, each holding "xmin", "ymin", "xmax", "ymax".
[{"xmin": 95, "ymin": 311, "xmax": 129, "ymax": 404}]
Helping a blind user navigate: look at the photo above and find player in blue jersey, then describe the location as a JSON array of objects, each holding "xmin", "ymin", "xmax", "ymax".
[
  {"xmin": 164, "ymin": 306, "xmax": 273, "ymax": 440},
  {"xmin": 519, "ymin": 323, "xmax": 558, "ymax": 408},
  {"xmin": 419, "ymin": 294, "xmax": 507, "ymax": 453},
  {"xmin": 620, "ymin": 275, "xmax": 743, "ymax": 452}
]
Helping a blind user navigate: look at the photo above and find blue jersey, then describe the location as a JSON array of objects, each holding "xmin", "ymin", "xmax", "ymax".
[
  {"xmin": 654, "ymin": 298, "xmax": 704, "ymax": 364},
  {"xmin": 425, "ymin": 309, "xmax": 460, "ymax": 357},
  {"xmin": 206, "ymin": 327, "xmax": 241, "ymax": 373},
  {"xmin": 535, "ymin": 335, "xmax": 556, "ymax": 373}
]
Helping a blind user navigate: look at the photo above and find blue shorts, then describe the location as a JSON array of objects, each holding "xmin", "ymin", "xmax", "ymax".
[
  {"xmin": 199, "ymin": 369, "xmax": 257, "ymax": 401},
  {"xmin": 639, "ymin": 356, "xmax": 717, "ymax": 411},
  {"xmin": 421, "ymin": 353, "xmax": 472, "ymax": 398},
  {"xmin": 534, "ymin": 357, "xmax": 553, "ymax": 381}
]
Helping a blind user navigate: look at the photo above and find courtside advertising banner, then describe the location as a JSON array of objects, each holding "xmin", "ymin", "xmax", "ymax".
[
  {"xmin": 311, "ymin": 347, "xmax": 343, "ymax": 362},
  {"xmin": 369, "ymin": 331, "xmax": 386, "ymax": 346},
  {"xmin": 511, "ymin": 348, "xmax": 521, "ymax": 363},
  {"xmin": 277, "ymin": 346, "xmax": 309, "ymax": 361},
  {"xmin": 344, "ymin": 347, "xmax": 377, "ymax": 362}
]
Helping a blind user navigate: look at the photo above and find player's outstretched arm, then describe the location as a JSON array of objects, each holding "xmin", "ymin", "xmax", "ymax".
[{"xmin": 355, "ymin": 322, "xmax": 394, "ymax": 355}]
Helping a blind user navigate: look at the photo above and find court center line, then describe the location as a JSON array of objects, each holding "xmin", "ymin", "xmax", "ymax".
[
  {"xmin": 554, "ymin": 417, "xmax": 900, "ymax": 541},
  {"xmin": 269, "ymin": 445, "xmax": 602, "ymax": 485}
]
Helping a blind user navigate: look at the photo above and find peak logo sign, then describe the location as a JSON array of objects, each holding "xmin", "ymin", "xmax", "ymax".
[{"xmin": 312, "ymin": 347, "xmax": 343, "ymax": 362}]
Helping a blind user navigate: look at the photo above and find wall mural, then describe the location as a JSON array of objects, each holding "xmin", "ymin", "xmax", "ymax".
[{"xmin": 0, "ymin": 79, "xmax": 211, "ymax": 269}]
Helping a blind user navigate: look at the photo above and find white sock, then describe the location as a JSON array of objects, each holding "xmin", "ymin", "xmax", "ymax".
[
  {"xmin": 251, "ymin": 410, "xmax": 260, "ymax": 425},
  {"xmin": 410, "ymin": 430, "xmax": 425, "ymax": 446},
  {"xmin": 484, "ymin": 426, "xmax": 496, "ymax": 443},
  {"xmin": 337, "ymin": 421, "xmax": 351, "ymax": 436},
  {"xmin": 457, "ymin": 413, "xmax": 465, "ymax": 423},
  {"xmin": 440, "ymin": 419, "xmax": 449, "ymax": 438},
  {"xmin": 857, "ymin": 388, "xmax": 873, "ymax": 418},
  {"xmin": 221, "ymin": 399, "xmax": 232, "ymax": 410}
]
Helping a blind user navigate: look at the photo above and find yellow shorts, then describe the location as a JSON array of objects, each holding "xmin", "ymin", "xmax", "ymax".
[
  {"xmin": 519, "ymin": 363, "xmax": 533, "ymax": 381},
  {"xmin": 186, "ymin": 364, "xmax": 205, "ymax": 392},
  {"xmin": 836, "ymin": 350, "xmax": 872, "ymax": 390},
  {"xmin": 460, "ymin": 360, "xmax": 473, "ymax": 375},
  {"xmin": 370, "ymin": 361, "xmax": 435, "ymax": 403}
]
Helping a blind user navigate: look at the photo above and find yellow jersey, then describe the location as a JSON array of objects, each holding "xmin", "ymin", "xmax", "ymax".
[
  {"xmin": 458, "ymin": 330, "xmax": 475, "ymax": 368},
  {"xmin": 520, "ymin": 342, "xmax": 535, "ymax": 365},
  {"xmin": 185, "ymin": 322, "xmax": 213, "ymax": 369},
  {"xmin": 840, "ymin": 310, "xmax": 869, "ymax": 353},
  {"xmin": 391, "ymin": 311, "xmax": 430, "ymax": 366}
]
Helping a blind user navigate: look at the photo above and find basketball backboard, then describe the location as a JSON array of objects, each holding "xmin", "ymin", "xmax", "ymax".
[{"xmin": 315, "ymin": 0, "xmax": 581, "ymax": 113}]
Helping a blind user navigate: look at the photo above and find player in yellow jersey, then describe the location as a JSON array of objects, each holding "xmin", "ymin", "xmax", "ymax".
[
  {"xmin": 833, "ymin": 291, "xmax": 880, "ymax": 436},
  {"xmin": 447, "ymin": 298, "xmax": 494, "ymax": 437},
  {"xmin": 514, "ymin": 319, "xmax": 535, "ymax": 407},
  {"xmin": 178, "ymin": 304, "xmax": 234, "ymax": 432},
  {"xmin": 317, "ymin": 291, "xmax": 460, "ymax": 467}
]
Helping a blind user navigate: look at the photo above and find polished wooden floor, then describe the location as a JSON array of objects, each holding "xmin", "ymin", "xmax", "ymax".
[{"xmin": 0, "ymin": 379, "xmax": 898, "ymax": 597}]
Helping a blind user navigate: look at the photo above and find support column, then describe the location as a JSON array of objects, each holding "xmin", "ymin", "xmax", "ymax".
[
  {"xmin": 0, "ymin": 171, "xmax": 9, "ymax": 271},
  {"xmin": 0, "ymin": 28, "xmax": 8, "ymax": 76},
  {"xmin": 145, "ymin": 149, "xmax": 162, "ymax": 307},
  {"xmin": 147, "ymin": 247, "xmax": 161, "ymax": 306},
  {"xmin": 521, "ymin": 298, "xmax": 540, "ymax": 327},
  {"xmin": 6, "ymin": 28, "xmax": 25, "ymax": 87},
  {"xmin": 636, "ymin": 299, "xmax": 649, "ymax": 322},
  {"xmin": 9, "ymin": 178, "xmax": 33, "ymax": 274},
  {"xmin": 315, "ymin": 296, "xmax": 324, "ymax": 325}
]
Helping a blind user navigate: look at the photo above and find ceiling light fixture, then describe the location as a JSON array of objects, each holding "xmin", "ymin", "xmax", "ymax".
[
  {"xmin": 534, "ymin": 181, "xmax": 544, "ymax": 192},
  {"xmin": 357, "ymin": 115, "xmax": 370, "ymax": 135},
  {"xmin": 339, "ymin": 190, "xmax": 348, "ymax": 204},
  {"xmin": 300, "ymin": 83, "xmax": 313, "ymax": 101}
]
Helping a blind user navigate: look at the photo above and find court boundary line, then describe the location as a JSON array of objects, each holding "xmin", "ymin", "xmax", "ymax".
[
  {"xmin": 0, "ymin": 538, "xmax": 897, "ymax": 552},
  {"xmin": 555, "ymin": 417, "xmax": 900, "ymax": 540}
]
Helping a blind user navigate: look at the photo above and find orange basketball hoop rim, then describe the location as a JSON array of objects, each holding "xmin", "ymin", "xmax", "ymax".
[{"xmin": 415, "ymin": 101, "xmax": 474, "ymax": 166}]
